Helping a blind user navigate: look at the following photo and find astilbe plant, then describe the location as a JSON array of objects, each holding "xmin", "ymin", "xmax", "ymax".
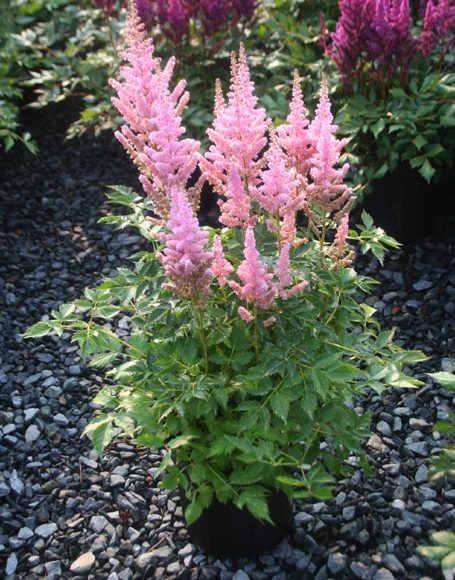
[
  {"xmin": 418, "ymin": 0, "xmax": 455, "ymax": 58},
  {"xmin": 139, "ymin": 0, "xmax": 258, "ymax": 44},
  {"xmin": 26, "ymin": 3, "xmax": 425, "ymax": 525},
  {"xmin": 324, "ymin": 0, "xmax": 416, "ymax": 90},
  {"xmin": 325, "ymin": 0, "xmax": 454, "ymax": 92}
]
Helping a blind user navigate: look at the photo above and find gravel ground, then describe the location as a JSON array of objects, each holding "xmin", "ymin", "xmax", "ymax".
[{"xmin": 1, "ymin": 103, "xmax": 454, "ymax": 580}]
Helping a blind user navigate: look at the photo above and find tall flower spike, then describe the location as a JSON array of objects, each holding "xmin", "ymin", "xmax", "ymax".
[
  {"xmin": 110, "ymin": 2, "xmax": 200, "ymax": 219},
  {"xmin": 275, "ymin": 243, "xmax": 292, "ymax": 291},
  {"xmin": 212, "ymin": 235, "xmax": 233, "ymax": 287},
  {"xmin": 255, "ymin": 138, "xmax": 299, "ymax": 218},
  {"xmin": 218, "ymin": 168, "xmax": 251, "ymax": 228},
  {"xmin": 156, "ymin": 0, "xmax": 190, "ymax": 43},
  {"xmin": 325, "ymin": 0, "xmax": 415, "ymax": 89},
  {"xmin": 201, "ymin": 44, "xmax": 269, "ymax": 215},
  {"xmin": 275, "ymin": 243, "xmax": 308, "ymax": 300},
  {"xmin": 229, "ymin": 227, "xmax": 276, "ymax": 310},
  {"xmin": 157, "ymin": 188, "xmax": 213, "ymax": 303},
  {"xmin": 308, "ymin": 76, "xmax": 335, "ymax": 145},
  {"xmin": 277, "ymin": 70, "xmax": 315, "ymax": 179},
  {"xmin": 418, "ymin": 0, "xmax": 455, "ymax": 57},
  {"xmin": 306, "ymin": 79, "xmax": 353, "ymax": 226}
]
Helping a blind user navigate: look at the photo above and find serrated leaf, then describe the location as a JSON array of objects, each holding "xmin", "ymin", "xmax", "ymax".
[
  {"xmin": 88, "ymin": 352, "xmax": 118, "ymax": 368},
  {"xmin": 91, "ymin": 420, "xmax": 114, "ymax": 457},
  {"xmin": 412, "ymin": 134, "xmax": 428, "ymax": 151},
  {"xmin": 361, "ymin": 211, "xmax": 374, "ymax": 229},
  {"xmin": 432, "ymin": 531, "xmax": 455, "ymax": 549},
  {"xmin": 135, "ymin": 433, "xmax": 163, "ymax": 448},
  {"xmin": 442, "ymin": 549, "xmax": 455, "ymax": 570},
  {"xmin": 270, "ymin": 392, "xmax": 290, "ymax": 421},
  {"xmin": 93, "ymin": 388, "xmax": 117, "ymax": 409},
  {"xmin": 276, "ymin": 475, "xmax": 306, "ymax": 487},
  {"xmin": 185, "ymin": 496, "xmax": 203, "ymax": 525},
  {"xmin": 23, "ymin": 321, "xmax": 54, "ymax": 338},
  {"xmin": 429, "ymin": 372, "xmax": 455, "ymax": 391},
  {"xmin": 240, "ymin": 490, "xmax": 273, "ymax": 524},
  {"xmin": 167, "ymin": 435, "xmax": 194, "ymax": 450},
  {"xmin": 419, "ymin": 159, "xmax": 435, "ymax": 182},
  {"xmin": 114, "ymin": 413, "xmax": 135, "ymax": 435},
  {"xmin": 208, "ymin": 436, "xmax": 235, "ymax": 457},
  {"xmin": 58, "ymin": 303, "xmax": 76, "ymax": 319}
]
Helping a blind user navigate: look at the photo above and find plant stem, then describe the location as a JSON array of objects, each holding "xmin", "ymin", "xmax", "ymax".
[
  {"xmin": 192, "ymin": 297, "xmax": 209, "ymax": 374},
  {"xmin": 103, "ymin": 9, "xmax": 118, "ymax": 58},
  {"xmin": 253, "ymin": 306, "xmax": 260, "ymax": 362}
]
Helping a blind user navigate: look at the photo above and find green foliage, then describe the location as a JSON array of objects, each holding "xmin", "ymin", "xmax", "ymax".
[
  {"xmin": 0, "ymin": 0, "xmax": 123, "ymax": 150},
  {"xmin": 348, "ymin": 211, "xmax": 400, "ymax": 264},
  {"xmin": 26, "ymin": 186, "xmax": 424, "ymax": 525},
  {"xmin": 417, "ymin": 372, "xmax": 455, "ymax": 570},
  {"xmin": 337, "ymin": 68, "xmax": 455, "ymax": 188}
]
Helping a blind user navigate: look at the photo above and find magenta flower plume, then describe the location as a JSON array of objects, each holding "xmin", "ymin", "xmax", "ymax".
[
  {"xmin": 201, "ymin": 45, "xmax": 269, "ymax": 212},
  {"xmin": 157, "ymin": 188, "xmax": 213, "ymax": 302},
  {"xmin": 212, "ymin": 234, "xmax": 233, "ymax": 287},
  {"xmin": 136, "ymin": 0, "xmax": 154, "ymax": 28},
  {"xmin": 93, "ymin": 0, "xmax": 118, "ymax": 15},
  {"xmin": 233, "ymin": 0, "xmax": 258, "ymax": 20},
  {"xmin": 110, "ymin": 3, "xmax": 200, "ymax": 219},
  {"xmin": 307, "ymin": 79, "xmax": 353, "ymax": 225},
  {"xmin": 277, "ymin": 70, "xmax": 315, "ymax": 179},
  {"xmin": 200, "ymin": 0, "xmax": 232, "ymax": 33},
  {"xmin": 418, "ymin": 0, "xmax": 455, "ymax": 57},
  {"xmin": 156, "ymin": 0, "xmax": 190, "ymax": 43},
  {"xmin": 326, "ymin": 0, "xmax": 416, "ymax": 90},
  {"xmin": 229, "ymin": 227, "xmax": 276, "ymax": 310},
  {"xmin": 325, "ymin": 0, "xmax": 373, "ymax": 89},
  {"xmin": 255, "ymin": 139, "xmax": 299, "ymax": 218}
]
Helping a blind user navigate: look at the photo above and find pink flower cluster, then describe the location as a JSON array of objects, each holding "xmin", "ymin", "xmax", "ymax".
[
  {"xmin": 110, "ymin": 3, "xmax": 200, "ymax": 219},
  {"xmin": 200, "ymin": 47, "xmax": 269, "ymax": 228},
  {"xmin": 111, "ymin": 11, "xmax": 353, "ymax": 318},
  {"xmin": 157, "ymin": 188, "xmax": 213, "ymax": 302},
  {"xmin": 136, "ymin": 0, "xmax": 258, "ymax": 43}
]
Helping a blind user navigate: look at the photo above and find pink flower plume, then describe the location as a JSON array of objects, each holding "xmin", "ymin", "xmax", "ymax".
[
  {"xmin": 277, "ymin": 70, "xmax": 315, "ymax": 179},
  {"xmin": 157, "ymin": 188, "xmax": 213, "ymax": 302},
  {"xmin": 212, "ymin": 235, "xmax": 233, "ymax": 287},
  {"xmin": 229, "ymin": 227, "xmax": 276, "ymax": 309},
  {"xmin": 306, "ymin": 78, "xmax": 353, "ymax": 224},
  {"xmin": 110, "ymin": 4, "xmax": 200, "ymax": 219},
  {"xmin": 201, "ymin": 44, "xmax": 269, "ymax": 216},
  {"xmin": 255, "ymin": 139, "xmax": 298, "ymax": 217}
]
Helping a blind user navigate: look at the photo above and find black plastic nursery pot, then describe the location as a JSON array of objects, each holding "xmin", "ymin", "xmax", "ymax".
[
  {"xmin": 179, "ymin": 489, "xmax": 293, "ymax": 558},
  {"xmin": 359, "ymin": 163, "xmax": 442, "ymax": 244}
]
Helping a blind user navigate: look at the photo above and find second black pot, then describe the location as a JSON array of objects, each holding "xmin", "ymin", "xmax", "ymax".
[{"xmin": 180, "ymin": 489, "xmax": 293, "ymax": 558}]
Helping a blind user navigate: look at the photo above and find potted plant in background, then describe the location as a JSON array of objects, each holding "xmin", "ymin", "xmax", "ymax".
[
  {"xmin": 322, "ymin": 0, "xmax": 455, "ymax": 242},
  {"xmin": 26, "ymin": 3, "xmax": 426, "ymax": 557}
]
